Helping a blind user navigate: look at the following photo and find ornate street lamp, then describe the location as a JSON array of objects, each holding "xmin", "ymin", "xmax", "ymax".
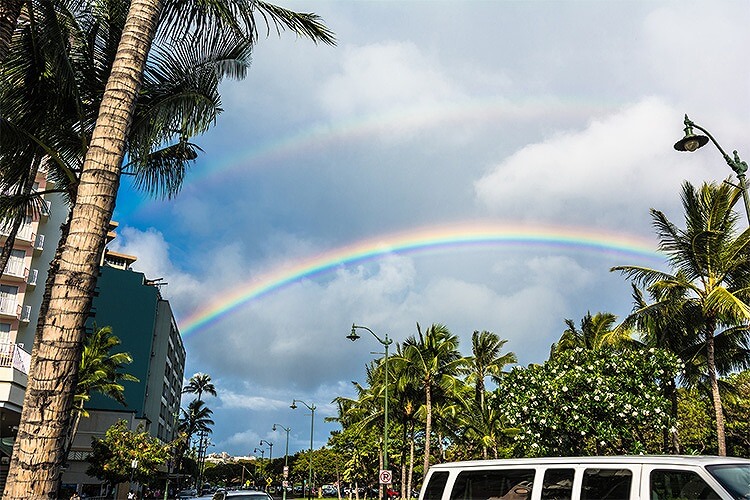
[
  {"xmin": 674, "ymin": 114, "xmax": 750, "ymax": 224},
  {"xmin": 348, "ymin": 324, "xmax": 393, "ymax": 472},
  {"xmin": 273, "ymin": 424, "xmax": 292, "ymax": 500},
  {"xmin": 291, "ymin": 399, "xmax": 316, "ymax": 500}
]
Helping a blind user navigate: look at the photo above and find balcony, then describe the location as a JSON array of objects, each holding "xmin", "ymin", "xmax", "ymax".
[
  {"xmin": 2, "ymin": 260, "xmax": 28, "ymax": 283},
  {"xmin": 34, "ymin": 233, "xmax": 45, "ymax": 253},
  {"xmin": 39, "ymin": 199, "xmax": 52, "ymax": 219},
  {"xmin": 0, "ymin": 342, "xmax": 31, "ymax": 375},
  {"xmin": 0, "ymin": 296, "xmax": 18, "ymax": 319},
  {"xmin": 19, "ymin": 305, "xmax": 31, "ymax": 323}
]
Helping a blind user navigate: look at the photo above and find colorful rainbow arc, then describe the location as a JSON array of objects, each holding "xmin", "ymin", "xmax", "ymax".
[{"xmin": 179, "ymin": 224, "xmax": 662, "ymax": 337}]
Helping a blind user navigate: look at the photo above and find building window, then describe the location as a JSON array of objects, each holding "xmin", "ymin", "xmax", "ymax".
[
  {"xmin": 0, "ymin": 323, "xmax": 10, "ymax": 344},
  {"xmin": 0, "ymin": 284, "xmax": 19, "ymax": 315}
]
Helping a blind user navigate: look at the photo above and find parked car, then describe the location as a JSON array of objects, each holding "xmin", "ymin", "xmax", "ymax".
[
  {"xmin": 211, "ymin": 490, "xmax": 275, "ymax": 500},
  {"xmin": 321, "ymin": 485, "xmax": 338, "ymax": 496},
  {"xmin": 177, "ymin": 489, "xmax": 198, "ymax": 499}
]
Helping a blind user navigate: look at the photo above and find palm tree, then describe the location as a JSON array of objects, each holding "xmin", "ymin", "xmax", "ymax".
[
  {"xmin": 183, "ymin": 372, "xmax": 217, "ymax": 403},
  {"xmin": 176, "ymin": 399, "xmax": 215, "ymax": 480},
  {"xmin": 458, "ymin": 331, "xmax": 516, "ymax": 416},
  {"xmin": 612, "ymin": 180, "xmax": 750, "ymax": 456},
  {"xmin": 397, "ymin": 323, "xmax": 462, "ymax": 475},
  {"xmin": 4, "ymin": 1, "xmax": 333, "ymax": 496},
  {"xmin": 550, "ymin": 311, "xmax": 632, "ymax": 358},
  {"xmin": 1, "ymin": 0, "xmax": 250, "ymax": 273},
  {"xmin": 65, "ymin": 325, "xmax": 139, "ymax": 457},
  {"xmin": 456, "ymin": 331, "xmax": 516, "ymax": 458}
]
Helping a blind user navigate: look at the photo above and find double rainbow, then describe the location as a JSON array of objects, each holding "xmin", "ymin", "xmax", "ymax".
[{"xmin": 179, "ymin": 224, "xmax": 662, "ymax": 337}]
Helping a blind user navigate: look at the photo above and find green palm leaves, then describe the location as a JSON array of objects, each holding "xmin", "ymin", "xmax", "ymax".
[{"xmin": 612, "ymin": 180, "xmax": 750, "ymax": 456}]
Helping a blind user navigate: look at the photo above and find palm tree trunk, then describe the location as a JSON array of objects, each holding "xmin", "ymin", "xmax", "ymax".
[
  {"xmin": 423, "ymin": 384, "xmax": 432, "ymax": 475},
  {"xmin": 407, "ymin": 424, "xmax": 414, "ymax": 500},
  {"xmin": 0, "ymin": 0, "xmax": 23, "ymax": 61},
  {"xmin": 706, "ymin": 328, "xmax": 727, "ymax": 456},
  {"xmin": 3, "ymin": 1, "xmax": 162, "ymax": 497}
]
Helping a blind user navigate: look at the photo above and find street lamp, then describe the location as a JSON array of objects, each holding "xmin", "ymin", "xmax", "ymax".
[
  {"xmin": 259, "ymin": 439, "xmax": 274, "ymax": 462},
  {"xmin": 348, "ymin": 323, "xmax": 393, "ymax": 474},
  {"xmin": 253, "ymin": 447, "xmax": 265, "ymax": 486},
  {"xmin": 674, "ymin": 114, "xmax": 750, "ymax": 224},
  {"xmin": 291, "ymin": 399, "xmax": 316, "ymax": 500},
  {"xmin": 273, "ymin": 424, "xmax": 291, "ymax": 500}
]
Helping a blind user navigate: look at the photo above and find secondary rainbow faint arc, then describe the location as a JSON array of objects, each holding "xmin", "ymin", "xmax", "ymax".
[{"xmin": 179, "ymin": 224, "xmax": 663, "ymax": 337}]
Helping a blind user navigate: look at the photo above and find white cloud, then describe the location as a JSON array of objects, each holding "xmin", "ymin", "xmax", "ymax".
[
  {"xmin": 219, "ymin": 391, "xmax": 290, "ymax": 411},
  {"xmin": 474, "ymin": 98, "xmax": 709, "ymax": 230},
  {"xmin": 317, "ymin": 41, "xmax": 466, "ymax": 138}
]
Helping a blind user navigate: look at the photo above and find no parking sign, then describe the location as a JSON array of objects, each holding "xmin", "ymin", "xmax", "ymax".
[{"xmin": 379, "ymin": 470, "xmax": 392, "ymax": 485}]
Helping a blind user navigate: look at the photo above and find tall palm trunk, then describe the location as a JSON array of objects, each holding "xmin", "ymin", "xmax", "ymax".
[
  {"xmin": 705, "ymin": 326, "xmax": 726, "ymax": 456},
  {"xmin": 4, "ymin": 0, "xmax": 162, "ymax": 497},
  {"xmin": 407, "ymin": 429, "xmax": 414, "ymax": 499},
  {"xmin": 423, "ymin": 383, "xmax": 432, "ymax": 476},
  {"xmin": 0, "ymin": 0, "xmax": 23, "ymax": 61}
]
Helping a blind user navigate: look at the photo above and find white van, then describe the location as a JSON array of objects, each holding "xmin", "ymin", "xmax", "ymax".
[{"xmin": 418, "ymin": 456, "xmax": 750, "ymax": 500}]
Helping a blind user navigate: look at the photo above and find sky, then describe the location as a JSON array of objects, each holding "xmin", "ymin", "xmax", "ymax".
[{"xmin": 108, "ymin": 0, "xmax": 750, "ymax": 459}]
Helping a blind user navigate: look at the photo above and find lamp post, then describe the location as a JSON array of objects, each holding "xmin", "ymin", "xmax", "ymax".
[
  {"xmin": 260, "ymin": 439, "xmax": 274, "ymax": 492},
  {"xmin": 254, "ymin": 447, "xmax": 265, "ymax": 487},
  {"xmin": 273, "ymin": 424, "xmax": 291, "ymax": 500},
  {"xmin": 260, "ymin": 439, "xmax": 273, "ymax": 462},
  {"xmin": 674, "ymin": 114, "xmax": 750, "ymax": 225},
  {"xmin": 348, "ymin": 324, "xmax": 393, "ymax": 475},
  {"xmin": 291, "ymin": 399, "xmax": 315, "ymax": 500}
]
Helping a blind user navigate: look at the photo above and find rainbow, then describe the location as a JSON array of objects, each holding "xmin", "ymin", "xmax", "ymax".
[
  {"xmin": 127, "ymin": 96, "xmax": 616, "ymax": 219},
  {"xmin": 179, "ymin": 223, "xmax": 663, "ymax": 337}
]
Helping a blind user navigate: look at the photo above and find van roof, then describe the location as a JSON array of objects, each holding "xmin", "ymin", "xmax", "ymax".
[{"xmin": 429, "ymin": 455, "xmax": 750, "ymax": 470}]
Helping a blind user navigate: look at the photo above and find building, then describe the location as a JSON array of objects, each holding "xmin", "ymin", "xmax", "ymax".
[
  {"xmin": 62, "ymin": 251, "xmax": 186, "ymax": 497},
  {"xmin": 2, "ymin": 170, "xmax": 186, "ymax": 495},
  {"xmin": 0, "ymin": 168, "xmax": 66, "ymax": 486}
]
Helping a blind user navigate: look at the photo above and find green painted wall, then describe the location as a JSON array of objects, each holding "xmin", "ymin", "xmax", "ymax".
[{"xmin": 86, "ymin": 266, "xmax": 158, "ymax": 415}]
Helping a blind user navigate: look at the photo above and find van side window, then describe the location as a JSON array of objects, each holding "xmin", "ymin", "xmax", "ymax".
[
  {"xmin": 424, "ymin": 471, "xmax": 450, "ymax": 500},
  {"xmin": 541, "ymin": 469, "xmax": 574, "ymax": 500},
  {"xmin": 449, "ymin": 469, "xmax": 534, "ymax": 500},
  {"xmin": 650, "ymin": 469, "xmax": 721, "ymax": 500},
  {"xmin": 581, "ymin": 468, "xmax": 632, "ymax": 500}
]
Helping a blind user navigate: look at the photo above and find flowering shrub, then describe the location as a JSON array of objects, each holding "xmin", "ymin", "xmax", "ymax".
[{"xmin": 496, "ymin": 347, "xmax": 681, "ymax": 457}]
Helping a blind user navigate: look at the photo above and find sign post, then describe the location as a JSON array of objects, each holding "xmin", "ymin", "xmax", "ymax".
[{"xmin": 379, "ymin": 470, "xmax": 392, "ymax": 485}]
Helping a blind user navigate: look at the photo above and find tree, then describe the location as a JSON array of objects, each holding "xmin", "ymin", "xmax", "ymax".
[
  {"xmin": 86, "ymin": 419, "xmax": 170, "ymax": 492},
  {"xmin": 612, "ymin": 180, "xmax": 750, "ymax": 455},
  {"xmin": 183, "ymin": 372, "xmax": 217, "ymax": 403},
  {"xmin": 498, "ymin": 347, "xmax": 681, "ymax": 457},
  {"xmin": 1, "ymin": 0, "xmax": 251, "ymax": 274},
  {"xmin": 66, "ymin": 325, "xmax": 139, "ymax": 456},
  {"xmin": 175, "ymin": 399, "xmax": 214, "ymax": 483},
  {"xmin": 4, "ymin": 1, "xmax": 333, "ymax": 496},
  {"xmin": 723, "ymin": 370, "xmax": 750, "ymax": 456},
  {"xmin": 550, "ymin": 312, "xmax": 632, "ymax": 358},
  {"xmin": 456, "ymin": 330, "xmax": 516, "ymax": 458},
  {"xmin": 397, "ymin": 323, "xmax": 462, "ymax": 475}
]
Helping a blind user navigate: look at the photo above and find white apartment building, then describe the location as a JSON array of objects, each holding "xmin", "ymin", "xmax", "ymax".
[{"xmin": 0, "ymin": 169, "xmax": 67, "ymax": 487}]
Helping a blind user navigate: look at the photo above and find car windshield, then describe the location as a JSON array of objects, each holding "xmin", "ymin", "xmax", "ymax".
[{"xmin": 706, "ymin": 465, "xmax": 750, "ymax": 500}]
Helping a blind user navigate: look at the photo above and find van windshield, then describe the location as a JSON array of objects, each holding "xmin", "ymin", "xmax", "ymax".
[{"xmin": 706, "ymin": 465, "xmax": 750, "ymax": 499}]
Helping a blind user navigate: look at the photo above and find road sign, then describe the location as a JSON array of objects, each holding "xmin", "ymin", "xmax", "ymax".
[
  {"xmin": 267, "ymin": 477, "xmax": 273, "ymax": 486},
  {"xmin": 379, "ymin": 470, "xmax": 392, "ymax": 485},
  {"xmin": 283, "ymin": 465, "xmax": 289, "ymax": 478}
]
